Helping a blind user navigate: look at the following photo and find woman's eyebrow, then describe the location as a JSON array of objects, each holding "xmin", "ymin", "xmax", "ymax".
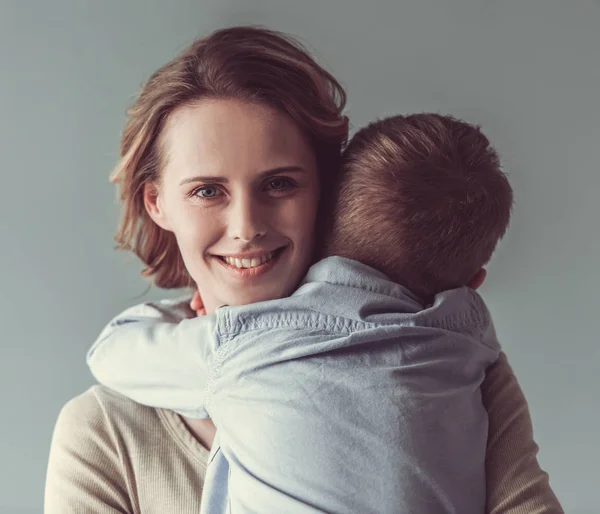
[
  {"xmin": 178, "ymin": 166, "xmax": 306, "ymax": 186},
  {"xmin": 179, "ymin": 176, "xmax": 228, "ymax": 186},
  {"xmin": 259, "ymin": 166, "xmax": 306, "ymax": 179}
]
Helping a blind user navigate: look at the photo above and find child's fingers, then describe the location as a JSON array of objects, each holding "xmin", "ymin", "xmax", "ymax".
[
  {"xmin": 190, "ymin": 290, "xmax": 206, "ymax": 316},
  {"xmin": 190, "ymin": 290, "xmax": 202, "ymax": 310}
]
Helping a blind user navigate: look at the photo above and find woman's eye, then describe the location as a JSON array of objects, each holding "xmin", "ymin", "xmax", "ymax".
[
  {"xmin": 193, "ymin": 186, "xmax": 220, "ymax": 199},
  {"xmin": 266, "ymin": 177, "xmax": 295, "ymax": 191}
]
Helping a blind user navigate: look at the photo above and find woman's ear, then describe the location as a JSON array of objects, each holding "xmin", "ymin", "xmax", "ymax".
[
  {"xmin": 143, "ymin": 182, "xmax": 172, "ymax": 231},
  {"xmin": 468, "ymin": 268, "xmax": 487, "ymax": 290}
]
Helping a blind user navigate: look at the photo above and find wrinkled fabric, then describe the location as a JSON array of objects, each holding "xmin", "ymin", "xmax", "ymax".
[{"xmin": 89, "ymin": 256, "xmax": 500, "ymax": 514}]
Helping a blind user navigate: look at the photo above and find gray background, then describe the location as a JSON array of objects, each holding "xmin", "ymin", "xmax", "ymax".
[{"xmin": 1, "ymin": 1, "xmax": 597, "ymax": 512}]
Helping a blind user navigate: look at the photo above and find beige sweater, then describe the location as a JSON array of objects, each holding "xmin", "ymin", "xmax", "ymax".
[{"xmin": 45, "ymin": 352, "xmax": 563, "ymax": 513}]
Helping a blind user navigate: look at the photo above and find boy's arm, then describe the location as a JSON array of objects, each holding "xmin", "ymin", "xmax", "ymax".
[
  {"xmin": 483, "ymin": 351, "xmax": 563, "ymax": 514},
  {"xmin": 87, "ymin": 300, "xmax": 219, "ymax": 418}
]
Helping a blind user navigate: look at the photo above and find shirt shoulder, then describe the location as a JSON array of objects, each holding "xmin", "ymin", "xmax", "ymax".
[
  {"xmin": 57, "ymin": 385, "xmax": 208, "ymax": 462},
  {"xmin": 56, "ymin": 384, "xmax": 163, "ymax": 434},
  {"xmin": 46, "ymin": 386, "xmax": 142, "ymax": 513},
  {"xmin": 46, "ymin": 386, "xmax": 208, "ymax": 514}
]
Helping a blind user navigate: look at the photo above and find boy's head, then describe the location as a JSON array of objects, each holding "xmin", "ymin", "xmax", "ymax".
[{"xmin": 325, "ymin": 113, "xmax": 513, "ymax": 299}]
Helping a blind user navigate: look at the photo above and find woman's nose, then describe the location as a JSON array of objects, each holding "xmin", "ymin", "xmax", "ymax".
[
  {"xmin": 235, "ymin": 229, "xmax": 266, "ymax": 243},
  {"xmin": 227, "ymin": 199, "xmax": 267, "ymax": 243}
]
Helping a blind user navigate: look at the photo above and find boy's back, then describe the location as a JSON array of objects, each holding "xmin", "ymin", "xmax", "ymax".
[{"xmin": 90, "ymin": 256, "xmax": 499, "ymax": 513}]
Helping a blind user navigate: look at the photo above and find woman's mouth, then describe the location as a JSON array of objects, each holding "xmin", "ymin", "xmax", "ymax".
[
  {"xmin": 213, "ymin": 246, "xmax": 287, "ymax": 278},
  {"xmin": 220, "ymin": 251, "xmax": 276, "ymax": 269}
]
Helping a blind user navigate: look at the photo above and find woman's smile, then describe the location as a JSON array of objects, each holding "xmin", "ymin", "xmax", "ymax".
[{"xmin": 212, "ymin": 245, "xmax": 289, "ymax": 281}]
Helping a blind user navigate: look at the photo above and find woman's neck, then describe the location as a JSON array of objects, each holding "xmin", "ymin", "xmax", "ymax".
[{"xmin": 180, "ymin": 416, "xmax": 216, "ymax": 451}]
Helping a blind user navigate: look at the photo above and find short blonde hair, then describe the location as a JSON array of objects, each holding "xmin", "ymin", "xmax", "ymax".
[
  {"xmin": 111, "ymin": 26, "xmax": 348, "ymax": 288},
  {"xmin": 326, "ymin": 113, "xmax": 513, "ymax": 298}
]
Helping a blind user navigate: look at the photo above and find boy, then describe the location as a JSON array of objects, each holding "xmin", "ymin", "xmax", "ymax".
[{"xmin": 88, "ymin": 113, "xmax": 513, "ymax": 513}]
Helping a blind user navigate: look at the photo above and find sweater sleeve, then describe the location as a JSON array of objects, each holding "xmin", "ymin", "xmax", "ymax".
[
  {"xmin": 483, "ymin": 351, "xmax": 563, "ymax": 514},
  {"xmin": 44, "ymin": 391, "xmax": 136, "ymax": 514}
]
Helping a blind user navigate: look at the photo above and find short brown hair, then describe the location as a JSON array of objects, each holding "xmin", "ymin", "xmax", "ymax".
[
  {"xmin": 111, "ymin": 26, "xmax": 348, "ymax": 288},
  {"xmin": 326, "ymin": 113, "xmax": 513, "ymax": 299}
]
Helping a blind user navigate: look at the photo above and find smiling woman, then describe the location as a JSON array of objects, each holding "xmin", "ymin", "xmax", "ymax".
[
  {"xmin": 45, "ymin": 25, "xmax": 348, "ymax": 514},
  {"xmin": 144, "ymin": 99, "xmax": 320, "ymax": 313},
  {"xmin": 110, "ymin": 26, "xmax": 347, "ymax": 301}
]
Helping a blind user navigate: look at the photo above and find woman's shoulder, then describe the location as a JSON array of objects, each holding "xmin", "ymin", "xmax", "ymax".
[
  {"xmin": 46, "ymin": 386, "xmax": 162, "ymax": 513},
  {"xmin": 56, "ymin": 385, "xmax": 158, "ymax": 436},
  {"xmin": 60, "ymin": 385, "xmax": 158, "ymax": 420},
  {"xmin": 47, "ymin": 386, "xmax": 208, "ymax": 513},
  {"xmin": 56, "ymin": 385, "xmax": 207, "ymax": 463},
  {"xmin": 51, "ymin": 385, "xmax": 170, "ymax": 473}
]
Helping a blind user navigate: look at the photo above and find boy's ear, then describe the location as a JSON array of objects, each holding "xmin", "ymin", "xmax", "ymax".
[
  {"xmin": 468, "ymin": 268, "xmax": 487, "ymax": 290},
  {"xmin": 143, "ymin": 182, "xmax": 172, "ymax": 231}
]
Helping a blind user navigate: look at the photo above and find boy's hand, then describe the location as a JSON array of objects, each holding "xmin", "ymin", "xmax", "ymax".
[{"xmin": 190, "ymin": 291, "xmax": 206, "ymax": 317}]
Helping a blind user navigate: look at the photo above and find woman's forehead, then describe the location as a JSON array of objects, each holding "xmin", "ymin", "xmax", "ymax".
[{"xmin": 162, "ymin": 99, "xmax": 317, "ymax": 180}]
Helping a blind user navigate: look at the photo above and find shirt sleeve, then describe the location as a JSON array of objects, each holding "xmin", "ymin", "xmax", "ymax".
[
  {"xmin": 483, "ymin": 351, "xmax": 564, "ymax": 514},
  {"xmin": 87, "ymin": 301, "xmax": 219, "ymax": 418}
]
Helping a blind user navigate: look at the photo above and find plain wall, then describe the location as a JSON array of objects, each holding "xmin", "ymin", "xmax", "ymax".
[{"xmin": 1, "ymin": 1, "xmax": 598, "ymax": 512}]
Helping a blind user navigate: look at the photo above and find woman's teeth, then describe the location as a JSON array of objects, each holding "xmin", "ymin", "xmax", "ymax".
[{"xmin": 222, "ymin": 252, "xmax": 275, "ymax": 269}]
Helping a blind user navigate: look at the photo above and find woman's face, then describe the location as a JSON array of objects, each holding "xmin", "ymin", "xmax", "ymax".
[{"xmin": 145, "ymin": 99, "xmax": 319, "ymax": 314}]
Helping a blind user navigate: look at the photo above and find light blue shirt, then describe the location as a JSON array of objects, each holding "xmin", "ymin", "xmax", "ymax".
[{"xmin": 88, "ymin": 256, "xmax": 500, "ymax": 514}]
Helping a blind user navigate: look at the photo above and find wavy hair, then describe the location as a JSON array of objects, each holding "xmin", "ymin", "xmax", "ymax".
[{"xmin": 111, "ymin": 26, "xmax": 348, "ymax": 288}]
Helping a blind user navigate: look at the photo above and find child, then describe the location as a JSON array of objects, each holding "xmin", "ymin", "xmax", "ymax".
[{"xmin": 88, "ymin": 113, "xmax": 513, "ymax": 514}]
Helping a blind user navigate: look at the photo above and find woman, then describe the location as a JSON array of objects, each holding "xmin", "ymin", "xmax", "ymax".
[{"xmin": 44, "ymin": 26, "xmax": 562, "ymax": 513}]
